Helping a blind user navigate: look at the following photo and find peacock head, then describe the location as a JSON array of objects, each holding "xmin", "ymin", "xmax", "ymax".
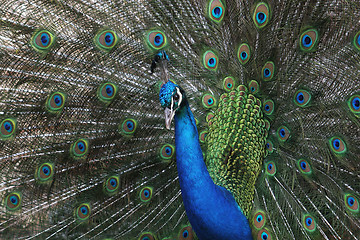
[{"xmin": 159, "ymin": 81, "xmax": 183, "ymax": 130}]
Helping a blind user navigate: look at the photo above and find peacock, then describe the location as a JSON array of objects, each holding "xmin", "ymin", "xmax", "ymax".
[{"xmin": 0, "ymin": 0, "xmax": 359, "ymax": 239}]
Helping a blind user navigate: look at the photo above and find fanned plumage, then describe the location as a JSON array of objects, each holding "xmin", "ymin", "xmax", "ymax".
[{"xmin": 0, "ymin": 0, "xmax": 359, "ymax": 239}]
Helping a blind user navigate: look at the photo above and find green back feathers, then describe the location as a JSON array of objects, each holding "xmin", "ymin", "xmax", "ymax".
[{"xmin": 205, "ymin": 85, "xmax": 267, "ymax": 217}]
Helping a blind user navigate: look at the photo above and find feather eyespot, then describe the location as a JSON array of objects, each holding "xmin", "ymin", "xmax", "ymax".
[
  {"xmin": 329, "ymin": 137, "xmax": 346, "ymax": 154},
  {"xmin": 104, "ymin": 176, "xmax": 120, "ymax": 194},
  {"xmin": 0, "ymin": 118, "xmax": 16, "ymax": 139},
  {"xmin": 179, "ymin": 225, "xmax": 194, "ymax": 240},
  {"xmin": 46, "ymin": 92, "xmax": 66, "ymax": 113},
  {"xmin": 140, "ymin": 187, "xmax": 153, "ymax": 203},
  {"xmin": 203, "ymin": 50, "xmax": 218, "ymax": 70},
  {"xmin": 344, "ymin": 194, "xmax": 359, "ymax": 214},
  {"xmin": 265, "ymin": 161, "xmax": 276, "ymax": 176},
  {"xmin": 354, "ymin": 31, "xmax": 360, "ymax": 51},
  {"xmin": 37, "ymin": 163, "xmax": 54, "ymax": 182},
  {"xmin": 98, "ymin": 83, "xmax": 117, "ymax": 102},
  {"xmin": 223, "ymin": 76, "xmax": 236, "ymax": 92},
  {"xmin": 71, "ymin": 138, "xmax": 89, "ymax": 159},
  {"xmin": 253, "ymin": 210, "xmax": 266, "ymax": 230},
  {"xmin": 238, "ymin": 43, "xmax": 251, "ymax": 64},
  {"xmin": 297, "ymin": 159, "xmax": 312, "ymax": 175},
  {"xmin": 348, "ymin": 94, "xmax": 360, "ymax": 115},
  {"xmin": 76, "ymin": 203, "xmax": 91, "ymax": 221},
  {"xmin": 147, "ymin": 30, "xmax": 167, "ymax": 50},
  {"xmin": 265, "ymin": 140, "xmax": 273, "ymax": 153},
  {"xmin": 31, "ymin": 30, "xmax": 55, "ymax": 52},
  {"xmin": 257, "ymin": 228, "xmax": 272, "ymax": 240},
  {"xmin": 253, "ymin": 2, "xmax": 270, "ymax": 28},
  {"xmin": 202, "ymin": 94, "xmax": 217, "ymax": 109},
  {"xmin": 302, "ymin": 214, "xmax": 316, "ymax": 232},
  {"xmin": 263, "ymin": 100, "xmax": 274, "ymax": 115},
  {"xmin": 95, "ymin": 30, "xmax": 118, "ymax": 51},
  {"xmin": 277, "ymin": 126, "xmax": 290, "ymax": 142},
  {"xmin": 262, "ymin": 61, "xmax": 275, "ymax": 81},
  {"xmin": 294, "ymin": 90, "xmax": 311, "ymax": 107},
  {"xmin": 300, "ymin": 29, "xmax": 318, "ymax": 52},
  {"xmin": 5, "ymin": 192, "xmax": 21, "ymax": 211},
  {"xmin": 208, "ymin": 0, "xmax": 225, "ymax": 23},
  {"xmin": 249, "ymin": 80, "xmax": 259, "ymax": 94},
  {"xmin": 139, "ymin": 232, "xmax": 156, "ymax": 240},
  {"xmin": 199, "ymin": 130, "xmax": 208, "ymax": 143},
  {"xmin": 120, "ymin": 119, "xmax": 138, "ymax": 135},
  {"xmin": 160, "ymin": 144, "xmax": 175, "ymax": 160}
]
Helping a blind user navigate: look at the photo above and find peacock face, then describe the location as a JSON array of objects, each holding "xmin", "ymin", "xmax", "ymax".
[{"xmin": 159, "ymin": 81, "xmax": 183, "ymax": 129}]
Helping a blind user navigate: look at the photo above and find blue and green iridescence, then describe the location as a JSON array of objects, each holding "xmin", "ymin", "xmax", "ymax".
[
  {"xmin": 146, "ymin": 30, "xmax": 167, "ymax": 50},
  {"xmin": 36, "ymin": 163, "xmax": 54, "ymax": 182},
  {"xmin": 97, "ymin": 83, "xmax": 118, "ymax": 103},
  {"xmin": 249, "ymin": 80, "xmax": 259, "ymax": 94},
  {"xmin": 205, "ymin": 87, "xmax": 267, "ymax": 217},
  {"xmin": 252, "ymin": 210, "xmax": 266, "ymax": 230},
  {"xmin": 300, "ymin": 29, "xmax": 318, "ymax": 52},
  {"xmin": 265, "ymin": 161, "xmax": 276, "ymax": 176},
  {"xmin": 354, "ymin": 31, "xmax": 360, "ymax": 51},
  {"xmin": 238, "ymin": 43, "xmax": 251, "ymax": 64},
  {"xmin": 223, "ymin": 76, "xmax": 236, "ymax": 92},
  {"xmin": 139, "ymin": 187, "xmax": 153, "ymax": 203},
  {"xmin": 178, "ymin": 225, "xmax": 193, "ymax": 240},
  {"xmin": 302, "ymin": 214, "xmax": 317, "ymax": 233},
  {"xmin": 253, "ymin": 2, "xmax": 270, "ymax": 29},
  {"xmin": 0, "ymin": 118, "xmax": 16, "ymax": 140},
  {"xmin": 199, "ymin": 130, "xmax": 208, "ymax": 143},
  {"xmin": 76, "ymin": 203, "xmax": 91, "ymax": 221},
  {"xmin": 294, "ymin": 90, "xmax": 311, "ymax": 107},
  {"xmin": 94, "ymin": 30, "xmax": 118, "ymax": 51},
  {"xmin": 46, "ymin": 92, "xmax": 66, "ymax": 113},
  {"xmin": 120, "ymin": 118, "xmax": 138, "ymax": 135},
  {"xmin": 138, "ymin": 232, "xmax": 156, "ymax": 240},
  {"xmin": 263, "ymin": 100, "xmax": 274, "ymax": 115},
  {"xmin": 202, "ymin": 93, "xmax": 217, "ymax": 109},
  {"xmin": 159, "ymin": 81, "xmax": 178, "ymax": 108},
  {"xmin": 203, "ymin": 50, "xmax": 218, "ymax": 71},
  {"xmin": 344, "ymin": 193, "xmax": 359, "ymax": 214},
  {"xmin": 208, "ymin": 0, "xmax": 225, "ymax": 23},
  {"xmin": 262, "ymin": 61, "xmax": 275, "ymax": 81},
  {"xmin": 257, "ymin": 228, "xmax": 272, "ymax": 240},
  {"xmin": 348, "ymin": 94, "xmax": 360, "ymax": 116},
  {"xmin": 71, "ymin": 138, "xmax": 89, "ymax": 159},
  {"xmin": 277, "ymin": 126, "xmax": 290, "ymax": 142},
  {"xmin": 265, "ymin": 140, "xmax": 273, "ymax": 154},
  {"xmin": 297, "ymin": 159, "xmax": 312, "ymax": 176},
  {"xmin": 160, "ymin": 144, "xmax": 175, "ymax": 160},
  {"xmin": 104, "ymin": 176, "xmax": 120, "ymax": 195},
  {"xmin": 329, "ymin": 136, "xmax": 347, "ymax": 154},
  {"xmin": 31, "ymin": 30, "xmax": 55, "ymax": 53},
  {"xmin": 5, "ymin": 192, "xmax": 22, "ymax": 211}
]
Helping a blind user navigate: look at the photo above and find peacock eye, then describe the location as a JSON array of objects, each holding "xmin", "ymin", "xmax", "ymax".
[{"xmin": 174, "ymin": 94, "xmax": 179, "ymax": 101}]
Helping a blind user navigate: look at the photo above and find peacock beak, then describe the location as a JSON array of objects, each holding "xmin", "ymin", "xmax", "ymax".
[{"xmin": 164, "ymin": 107, "xmax": 175, "ymax": 130}]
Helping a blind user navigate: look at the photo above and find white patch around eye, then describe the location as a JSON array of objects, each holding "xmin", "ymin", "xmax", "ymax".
[
  {"xmin": 170, "ymin": 94, "xmax": 174, "ymax": 112},
  {"xmin": 175, "ymin": 88, "xmax": 182, "ymax": 107}
]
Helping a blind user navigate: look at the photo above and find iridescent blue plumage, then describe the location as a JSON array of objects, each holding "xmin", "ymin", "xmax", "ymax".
[{"xmin": 160, "ymin": 82, "xmax": 252, "ymax": 240}]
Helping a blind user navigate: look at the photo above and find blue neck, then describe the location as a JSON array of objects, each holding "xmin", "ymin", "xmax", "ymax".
[{"xmin": 174, "ymin": 99, "xmax": 252, "ymax": 240}]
